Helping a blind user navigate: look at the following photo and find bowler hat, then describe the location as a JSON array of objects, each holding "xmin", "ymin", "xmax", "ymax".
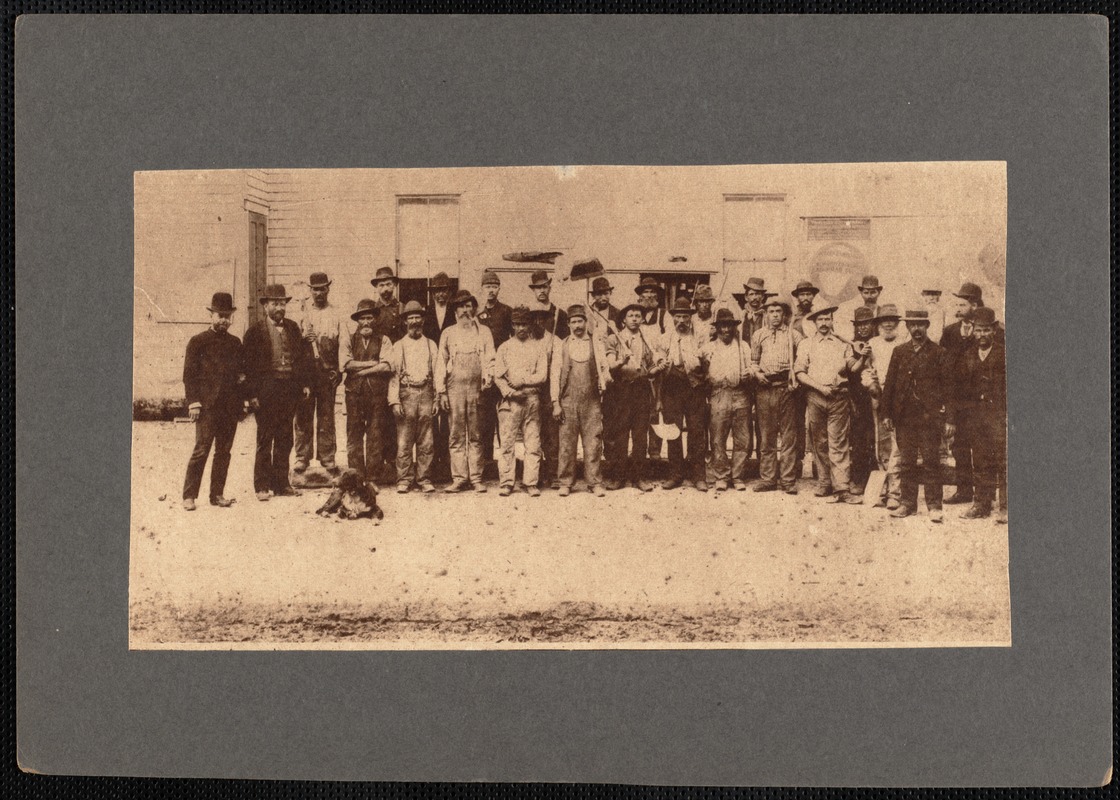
[
  {"xmin": 259, "ymin": 284, "xmax": 292, "ymax": 304},
  {"xmin": 853, "ymin": 306, "xmax": 877, "ymax": 324},
  {"xmin": 743, "ymin": 277, "xmax": 766, "ymax": 293},
  {"xmin": 480, "ymin": 270, "xmax": 501, "ymax": 287},
  {"xmin": 903, "ymin": 309, "xmax": 930, "ymax": 323},
  {"xmin": 953, "ymin": 282, "xmax": 983, "ymax": 304},
  {"xmin": 449, "ymin": 289, "xmax": 477, "ymax": 310},
  {"xmin": 806, "ymin": 305, "xmax": 839, "ymax": 322},
  {"xmin": 634, "ymin": 276, "xmax": 663, "ymax": 296},
  {"xmin": 791, "ymin": 280, "xmax": 820, "ymax": 297},
  {"xmin": 873, "ymin": 303, "xmax": 902, "ymax": 322},
  {"xmin": 668, "ymin": 297, "xmax": 696, "ymax": 316},
  {"xmin": 308, "ymin": 272, "xmax": 332, "ymax": 288},
  {"xmin": 858, "ymin": 275, "xmax": 883, "ymax": 290},
  {"xmin": 350, "ymin": 298, "xmax": 380, "ymax": 321},
  {"xmin": 428, "ymin": 272, "xmax": 453, "ymax": 291},
  {"xmin": 529, "ymin": 270, "xmax": 552, "ymax": 288},
  {"xmin": 401, "ymin": 300, "xmax": 425, "ymax": 318},
  {"xmin": 370, "ymin": 266, "xmax": 398, "ymax": 285},
  {"xmin": 692, "ymin": 284, "xmax": 715, "ymax": 302},
  {"xmin": 713, "ymin": 308, "xmax": 740, "ymax": 327},
  {"xmin": 971, "ymin": 307, "xmax": 998, "ymax": 327},
  {"xmin": 511, "ymin": 305, "xmax": 532, "ymax": 325},
  {"xmin": 566, "ymin": 304, "xmax": 588, "ymax": 321},
  {"xmin": 590, "ymin": 277, "xmax": 614, "ymax": 294},
  {"xmin": 207, "ymin": 292, "xmax": 236, "ymax": 313}
]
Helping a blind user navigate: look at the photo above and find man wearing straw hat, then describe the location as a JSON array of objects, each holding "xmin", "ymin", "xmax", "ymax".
[
  {"xmin": 180, "ymin": 292, "xmax": 245, "ymax": 511},
  {"xmin": 493, "ymin": 306, "xmax": 548, "ymax": 497},
  {"xmin": 749, "ymin": 298, "xmax": 805, "ymax": 494},
  {"xmin": 700, "ymin": 308, "xmax": 753, "ymax": 492},
  {"xmin": 342, "ymin": 298, "xmax": 395, "ymax": 487},
  {"xmin": 793, "ymin": 305, "xmax": 868, "ymax": 504},
  {"xmin": 293, "ymin": 271, "xmax": 344, "ymax": 476},
  {"xmin": 435, "ymin": 289, "xmax": 496, "ymax": 492},
  {"xmin": 387, "ymin": 301, "xmax": 438, "ymax": 494},
  {"xmin": 657, "ymin": 297, "xmax": 709, "ymax": 492},
  {"xmin": 242, "ymin": 284, "xmax": 313, "ymax": 501},
  {"xmin": 879, "ymin": 308, "xmax": 954, "ymax": 522}
]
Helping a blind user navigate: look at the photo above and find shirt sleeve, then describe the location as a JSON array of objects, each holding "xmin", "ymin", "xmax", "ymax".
[
  {"xmin": 342, "ymin": 331, "xmax": 359, "ymax": 372},
  {"xmin": 493, "ymin": 341, "xmax": 513, "ymax": 397},
  {"xmin": 387, "ymin": 340, "xmax": 403, "ymax": 406},
  {"xmin": 794, "ymin": 337, "xmax": 811, "ymax": 377},
  {"xmin": 434, "ymin": 329, "xmax": 451, "ymax": 394}
]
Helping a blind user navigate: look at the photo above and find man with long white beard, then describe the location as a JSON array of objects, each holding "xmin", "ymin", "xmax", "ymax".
[
  {"xmin": 867, "ymin": 304, "xmax": 908, "ymax": 509},
  {"xmin": 657, "ymin": 297, "xmax": 708, "ymax": 491},
  {"xmin": 388, "ymin": 301, "xmax": 438, "ymax": 494},
  {"xmin": 436, "ymin": 289, "xmax": 496, "ymax": 492}
]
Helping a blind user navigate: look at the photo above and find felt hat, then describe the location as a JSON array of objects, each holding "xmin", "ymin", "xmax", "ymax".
[
  {"xmin": 858, "ymin": 275, "xmax": 883, "ymax": 290},
  {"xmin": 401, "ymin": 300, "xmax": 425, "ymax": 318},
  {"xmin": 743, "ymin": 277, "xmax": 766, "ymax": 293},
  {"xmin": 713, "ymin": 307, "xmax": 740, "ymax": 327},
  {"xmin": 207, "ymin": 292, "xmax": 236, "ymax": 313},
  {"xmin": 259, "ymin": 284, "xmax": 292, "ymax": 304},
  {"xmin": 971, "ymin": 307, "xmax": 998, "ymax": 326},
  {"xmin": 590, "ymin": 277, "xmax": 614, "ymax": 293},
  {"xmin": 308, "ymin": 272, "xmax": 332, "ymax": 288},
  {"xmin": 350, "ymin": 298, "xmax": 380, "ymax": 321},
  {"xmin": 529, "ymin": 270, "xmax": 552, "ymax": 288},
  {"xmin": 805, "ymin": 305, "xmax": 839, "ymax": 322},
  {"xmin": 873, "ymin": 303, "xmax": 902, "ymax": 322},
  {"xmin": 953, "ymin": 282, "xmax": 983, "ymax": 304},
  {"xmin": 668, "ymin": 297, "xmax": 696, "ymax": 316},
  {"xmin": 370, "ymin": 266, "xmax": 398, "ymax": 285},
  {"xmin": 692, "ymin": 284, "xmax": 715, "ymax": 302},
  {"xmin": 852, "ymin": 306, "xmax": 877, "ymax": 324},
  {"xmin": 791, "ymin": 280, "xmax": 820, "ymax": 297},
  {"xmin": 634, "ymin": 276, "xmax": 664, "ymax": 296},
  {"xmin": 618, "ymin": 303, "xmax": 646, "ymax": 321},
  {"xmin": 480, "ymin": 270, "xmax": 501, "ymax": 287},
  {"xmin": 428, "ymin": 272, "xmax": 453, "ymax": 291},
  {"xmin": 566, "ymin": 304, "xmax": 588, "ymax": 321},
  {"xmin": 763, "ymin": 296, "xmax": 787, "ymax": 310},
  {"xmin": 903, "ymin": 309, "xmax": 930, "ymax": 322},
  {"xmin": 511, "ymin": 305, "xmax": 532, "ymax": 325},
  {"xmin": 449, "ymin": 289, "xmax": 477, "ymax": 310}
]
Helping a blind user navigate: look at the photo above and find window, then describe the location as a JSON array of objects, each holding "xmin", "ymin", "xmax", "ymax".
[
  {"xmin": 807, "ymin": 217, "xmax": 871, "ymax": 241},
  {"xmin": 723, "ymin": 194, "xmax": 787, "ymax": 263},
  {"xmin": 396, "ymin": 195, "xmax": 461, "ymax": 281}
]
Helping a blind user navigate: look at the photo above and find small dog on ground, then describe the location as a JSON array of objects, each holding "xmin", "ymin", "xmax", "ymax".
[{"xmin": 316, "ymin": 469, "xmax": 384, "ymax": 521}]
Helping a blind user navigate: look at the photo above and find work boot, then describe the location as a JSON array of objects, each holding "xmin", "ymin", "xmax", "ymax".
[
  {"xmin": 209, "ymin": 496, "xmax": 234, "ymax": 508},
  {"xmin": 420, "ymin": 482, "xmax": 436, "ymax": 494},
  {"xmin": 275, "ymin": 487, "xmax": 301, "ymax": 497},
  {"xmin": 322, "ymin": 462, "xmax": 341, "ymax": 476},
  {"xmin": 591, "ymin": 485, "xmax": 606, "ymax": 498},
  {"xmin": 890, "ymin": 505, "xmax": 913, "ymax": 519},
  {"xmin": 996, "ymin": 508, "xmax": 1008, "ymax": 524},
  {"xmin": 182, "ymin": 498, "xmax": 196, "ymax": 511},
  {"xmin": 694, "ymin": 479, "xmax": 709, "ymax": 493},
  {"xmin": 713, "ymin": 480, "xmax": 728, "ymax": 492},
  {"xmin": 886, "ymin": 498, "xmax": 900, "ymax": 510},
  {"xmin": 558, "ymin": 486, "xmax": 571, "ymax": 497},
  {"xmin": 444, "ymin": 482, "xmax": 467, "ymax": 493},
  {"xmin": 661, "ymin": 477, "xmax": 682, "ymax": 490},
  {"xmin": 256, "ymin": 491, "xmax": 270, "ymax": 502},
  {"xmin": 753, "ymin": 482, "xmax": 778, "ymax": 493},
  {"xmin": 814, "ymin": 485, "xmax": 833, "ymax": 498},
  {"xmin": 637, "ymin": 480, "xmax": 655, "ymax": 492},
  {"xmin": 292, "ymin": 461, "xmax": 308, "ymax": 474},
  {"xmin": 603, "ymin": 478, "xmax": 623, "ymax": 491},
  {"xmin": 961, "ymin": 503, "xmax": 991, "ymax": 520},
  {"xmin": 527, "ymin": 486, "xmax": 541, "ymax": 497},
  {"xmin": 872, "ymin": 496, "xmax": 888, "ymax": 508},
  {"xmin": 474, "ymin": 482, "xmax": 487, "ymax": 493},
  {"xmin": 397, "ymin": 483, "xmax": 411, "ymax": 494},
  {"xmin": 782, "ymin": 485, "xmax": 798, "ymax": 495},
  {"xmin": 929, "ymin": 508, "xmax": 944, "ymax": 523},
  {"xmin": 944, "ymin": 489, "xmax": 973, "ymax": 505},
  {"xmin": 498, "ymin": 486, "xmax": 512, "ymax": 497},
  {"xmin": 732, "ymin": 482, "xmax": 747, "ymax": 492}
]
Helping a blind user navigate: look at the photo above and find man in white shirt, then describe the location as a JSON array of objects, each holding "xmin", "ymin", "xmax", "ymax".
[
  {"xmin": 658, "ymin": 297, "xmax": 708, "ymax": 492},
  {"xmin": 493, "ymin": 306, "xmax": 549, "ymax": 497},
  {"xmin": 388, "ymin": 301, "xmax": 438, "ymax": 494},
  {"xmin": 866, "ymin": 304, "xmax": 908, "ymax": 509},
  {"xmin": 294, "ymin": 272, "xmax": 344, "ymax": 474},
  {"xmin": 342, "ymin": 298, "xmax": 394, "ymax": 487},
  {"xmin": 700, "ymin": 308, "xmax": 752, "ymax": 492}
]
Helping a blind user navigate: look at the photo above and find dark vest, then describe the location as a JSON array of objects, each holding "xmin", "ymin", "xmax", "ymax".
[{"xmin": 346, "ymin": 333, "xmax": 388, "ymax": 394}]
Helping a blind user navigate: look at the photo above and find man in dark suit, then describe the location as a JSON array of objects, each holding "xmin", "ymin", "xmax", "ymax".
[
  {"xmin": 242, "ymin": 284, "xmax": 312, "ymax": 501},
  {"xmin": 953, "ymin": 307, "xmax": 1007, "ymax": 522},
  {"xmin": 879, "ymin": 309, "xmax": 954, "ymax": 522},
  {"xmin": 529, "ymin": 270, "xmax": 570, "ymax": 340},
  {"xmin": 940, "ymin": 281, "xmax": 1004, "ymax": 504},
  {"xmin": 181, "ymin": 292, "xmax": 245, "ymax": 511},
  {"xmin": 422, "ymin": 271, "xmax": 456, "ymax": 481}
]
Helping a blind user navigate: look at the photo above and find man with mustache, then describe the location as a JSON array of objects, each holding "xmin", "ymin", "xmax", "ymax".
[
  {"xmin": 476, "ymin": 270, "xmax": 513, "ymax": 472},
  {"xmin": 587, "ymin": 276, "xmax": 621, "ymax": 337},
  {"xmin": 180, "ymin": 292, "xmax": 245, "ymax": 511},
  {"xmin": 423, "ymin": 272, "xmax": 457, "ymax": 482},
  {"xmin": 436, "ymin": 289, "xmax": 496, "ymax": 492},
  {"xmin": 749, "ymin": 298, "xmax": 804, "ymax": 494},
  {"xmin": 789, "ymin": 280, "xmax": 820, "ymax": 338},
  {"xmin": 603, "ymin": 303, "xmax": 664, "ymax": 491},
  {"xmin": 848, "ymin": 306, "xmax": 880, "ymax": 499},
  {"xmin": 388, "ymin": 301, "xmax": 438, "ymax": 494},
  {"xmin": 839, "ymin": 275, "xmax": 885, "ymax": 341},
  {"xmin": 953, "ymin": 307, "xmax": 1007, "ymax": 522},
  {"xmin": 494, "ymin": 306, "xmax": 549, "ymax": 497},
  {"xmin": 738, "ymin": 277, "xmax": 768, "ymax": 344},
  {"xmin": 879, "ymin": 309, "xmax": 954, "ymax": 522},
  {"xmin": 242, "ymin": 284, "xmax": 313, "ymax": 501},
  {"xmin": 793, "ymin": 306, "xmax": 868, "ymax": 505},
  {"xmin": 700, "ymin": 308, "xmax": 752, "ymax": 492},
  {"xmin": 528, "ymin": 269, "xmax": 570, "ymax": 340},
  {"xmin": 657, "ymin": 297, "xmax": 709, "ymax": 491},
  {"xmin": 691, "ymin": 284, "xmax": 717, "ymax": 344},
  {"xmin": 866, "ymin": 304, "xmax": 908, "ymax": 509},
  {"xmin": 342, "ymin": 299, "xmax": 394, "ymax": 488},
  {"xmin": 369, "ymin": 265, "xmax": 406, "ymax": 483},
  {"xmin": 293, "ymin": 272, "xmax": 343, "ymax": 476}
]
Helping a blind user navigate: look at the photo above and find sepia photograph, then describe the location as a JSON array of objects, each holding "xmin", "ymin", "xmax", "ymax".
[{"xmin": 130, "ymin": 162, "xmax": 1010, "ymax": 649}]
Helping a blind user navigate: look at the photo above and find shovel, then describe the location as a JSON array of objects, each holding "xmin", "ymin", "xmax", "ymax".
[{"xmin": 652, "ymin": 412, "xmax": 681, "ymax": 441}]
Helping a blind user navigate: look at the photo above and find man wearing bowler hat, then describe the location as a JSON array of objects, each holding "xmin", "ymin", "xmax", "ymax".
[
  {"xmin": 879, "ymin": 308, "xmax": 954, "ymax": 522},
  {"xmin": 370, "ymin": 266, "xmax": 405, "ymax": 343},
  {"xmin": 477, "ymin": 270, "xmax": 513, "ymax": 471},
  {"xmin": 588, "ymin": 276, "xmax": 621, "ymax": 337},
  {"xmin": 794, "ymin": 305, "xmax": 868, "ymax": 504},
  {"xmin": 749, "ymin": 298, "xmax": 805, "ymax": 494},
  {"xmin": 700, "ymin": 308, "xmax": 753, "ymax": 492},
  {"xmin": 343, "ymin": 299, "xmax": 395, "ymax": 487},
  {"xmin": 739, "ymin": 277, "xmax": 768, "ymax": 344},
  {"xmin": 388, "ymin": 301, "xmax": 439, "ymax": 494},
  {"xmin": 180, "ymin": 292, "xmax": 245, "ymax": 511},
  {"xmin": 436, "ymin": 289, "xmax": 496, "ymax": 492},
  {"xmin": 839, "ymin": 275, "xmax": 885, "ymax": 341},
  {"xmin": 528, "ymin": 269, "xmax": 570, "ymax": 340},
  {"xmin": 294, "ymin": 272, "xmax": 344, "ymax": 475},
  {"xmin": 952, "ymin": 306, "xmax": 1007, "ymax": 522},
  {"xmin": 423, "ymin": 271, "xmax": 457, "ymax": 480},
  {"xmin": 242, "ymin": 284, "xmax": 313, "ymax": 501},
  {"xmin": 658, "ymin": 297, "xmax": 709, "ymax": 491}
]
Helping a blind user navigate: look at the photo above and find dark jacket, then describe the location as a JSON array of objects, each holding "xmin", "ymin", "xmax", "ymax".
[
  {"xmin": 477, "ymin": 300, "xmax": 514, "ymax": 350},
  {"xmin": 536, "ymin": 303, "xmax": 571, "ymax": 341},
  {"xmin": 740, "ymin": 306, "xmax": 766, "ymax": 343},
  {"xmin": 242, "ymin": 317, "xmax": 313, "ymax": 398},
  {"xmin": 880, "ymin": 339, "xmax": 954, "ymax": 425},
  {"xmin": 940, "ymin": 319, "xmax": 1005, "ymax": 358},
  {"xmin": 374, "ymin": 298, "xmax": 406, "ymax": 343},
  {"xmin": 954, "ymin": 341, "xmax": 1006, "ymax": 416},
  {"xmin": 182, "ymin": 327, "xmax": 244, "ymax": 411},
  {"xmin": 423, "ymin": 303, "xmax": 456, "ymax": 344}
]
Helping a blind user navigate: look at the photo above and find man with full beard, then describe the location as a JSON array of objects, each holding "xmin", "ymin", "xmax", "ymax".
[
  {"xmin": 657, "ymin": 297, "xmax": 708, "ymax": 492},
  {"xmin": 342, "ymin": 299, "xmax": 394, "ymax": 488}
]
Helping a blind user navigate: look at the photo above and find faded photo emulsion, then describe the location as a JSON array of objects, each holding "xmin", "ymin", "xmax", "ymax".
[{"xmin": 130, "ymin": 163, "xmax": 1010, "ymax": 649}]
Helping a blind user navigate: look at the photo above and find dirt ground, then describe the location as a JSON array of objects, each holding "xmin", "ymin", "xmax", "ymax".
[{"xmin": 129, "ymin": 418, "xmax": 1011, "ymax": 649}]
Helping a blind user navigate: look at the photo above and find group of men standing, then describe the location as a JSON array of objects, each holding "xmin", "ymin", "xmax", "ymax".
[{"xmin": 179, "ymin": 267, "xmax": 1006, "ymax": 524}]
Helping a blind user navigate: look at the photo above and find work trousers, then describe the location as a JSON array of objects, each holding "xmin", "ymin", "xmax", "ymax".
[
  {"xmin": 806, "ymin": 389, "xmax": 852, "ymax": 493},
  {"xmin": 896, "ymin": 412, "xmax": 945, "ymax": 511},
  {"xmin": 479, "ymin": 383, "xmax": 501, "ymax": 462},
  {"xmin": 661, "ymin": 374, "xmax": 708, "ymax": 481},
  {"xmin": 951, "ymin": 419, "xmax": 974, "ymax": 490},
  {"xmin": 959, "ymin": 405, "xmax": 1007, "ymax": 509},
  {"xmin": 539, "ymin": 388, "xmax": 560, "ymax": 482},
  {"xmin": 432, "ymin": 411, "xmax": 451, "ymax": 482},
  {"xmin": 253, "ymin": 375, "xmax": 300, "ymax": 493},
  {"xmin": 395, "ymin": 383, "xmax": 435, "ymax": 486},
  {"xmin": 706, "ymin": 386, "xmax": 750, "ymax": 484},
  {"xmin": 182, "ymin": 405, "xmax": 239, "ymax": 500},
  {"xmin": 498, "ymin": 392, "xmax": 542, "ymax": 488},
  {"xmin": 756, "ymin": 382, "xmax": 798, "ymax": 488},
  {"xmin": 559, "ymin": 394, "xmax": 604, "ymax": 489},
  {"xmin": 294, "ymin": 370, "xmax": 338, "ymax": 467},
  {"xmin": 848, "ymin": 387, "xmax": 876, "ymax": 494},
  {"xmin": 875, "ymin": 418, "xmax": 902, "ymax": 503},
  {"xmin": 447, "ymin": 374, "xmax": 484, "ymax": 484},
  {"xmin": 793, "ymin": 386, "xmax": 808, "ymax": 474},
  {"xmin": 345, "ymin": 382, "xmax": 388, "ymax": 482},
  {"xmin": 604, "ymin": 378, "xmax": 652, "ymax": 482}
]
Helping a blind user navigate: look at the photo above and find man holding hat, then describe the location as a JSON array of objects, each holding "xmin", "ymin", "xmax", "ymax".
[
  {"xmin": 588, "ymin": 276, "xmax": 621, "ymax": 337},
  {"xmin": 493, "ymin": 306, "xmax": 549, "ymax": 496},
  {"xmin": 388, "ymin": 301, "xmax": 439, "ymax": 494},
  {"xmin": 242, "ymin": 284, "xmax": 313, "ymax": 501},
  {"xmin": 700, "ymin": 308, "xmax": 753, "ymax": 492},
  {"xmin": 477, "ymin": 270, "xmax": 513, "ymax": 470},
  {"xmin": 602, "ymin": 303, "xmax": 663, "ymax": 491},
  {"xmin": 952, "ymin": 306, "xmax": 1007, "ymax": 521},
  {"xmin": 423, "ymin": 271, "xmax": 456, "ymax": 481},
  {"xmin": 879, "ymin": 309, "xmax": 954, "ymax": 522},
  {"xmin": 657, "ymin": 297, "xmax": 709, "ymax": 491},
  {"xmin": 435, "ymin": 289, "xmax": 496, "ymax": 492},
  {"xmin": 180, "ymin": 292, "xmax": 245, "ymax": 511},
  {"xmin": 528, "ymin": 269, "xmax": 570, "ymax": 340},
  {"xmin": 551, "ymin": 304, "xmax": 613, "ymax": 497},
  {"xmin": 749, "ymin": 298, "xmax": 805, "ymax": 493},
  {"xmin": 793, "ymin": 305, "xmax": 868, "ymax": 504},
  {"xmin": 342, "ymin": 299, "xmax": 394, "ymax": 487},
  {"xmin": 294, "ymin": 272, "xmax": 344, "ymax": 475}
]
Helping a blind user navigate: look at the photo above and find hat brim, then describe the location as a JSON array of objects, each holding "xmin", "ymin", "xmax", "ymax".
[
  {"xmin": 308, "ymin": 281, "xmax": 332, "ymax": 289},
  {"xmin": 902, "ymin": 317, "xmax": 931, "ymax": 323},
  {"xmin": 669, "ymin": 307, "xmax": 697, "ymax": 316},
  {"xmin": 351, "ymin": 309, "xmax": 380, "ymax": 321},
  {"xmin": 872, "ymin": 314, "xmax": 901, "ymax": 323},
  {"xmin": 370, "ymin": 276, "xmax": 399, "ymax": 285},
  {"xmin": 259, "ymin": 296, "xmax": 291, "ymax": 304},
  {"xmin": 805, "ymin": 306, "xmax": 839, "ymax": 321},
  {"xmin": 207, "ymin": 305, "xmax": 237, "ymax": 313},
  {"xmin": 428, "ymin": 284, "xmax": 452, "ymax": 292},
  {"xmin": 792, "ymin": 287, "xmax": 821, "ymax": 296},
  {"xmin": 617, "ymin": 303, "xmax": 646, "ymax": 319},
  {"xmin": 634, "ymin": 284, "xmax": 664, "ymax": 295}
]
